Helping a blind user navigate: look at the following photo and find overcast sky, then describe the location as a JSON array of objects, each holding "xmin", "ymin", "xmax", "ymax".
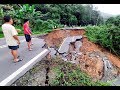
[{"xmin": 93, "ymin": 4, "xmax": 120, "ymax": 15}]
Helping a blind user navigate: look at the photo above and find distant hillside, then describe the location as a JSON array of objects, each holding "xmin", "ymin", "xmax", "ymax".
[{"xmin": 100, "ymin": 12, "xmax": 115, "ymax": 21}]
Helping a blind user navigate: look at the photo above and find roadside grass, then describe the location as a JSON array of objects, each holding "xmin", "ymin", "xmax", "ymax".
[{"xmin": 0, "ymin": 26, "xmax": 48, "ymax": 38}]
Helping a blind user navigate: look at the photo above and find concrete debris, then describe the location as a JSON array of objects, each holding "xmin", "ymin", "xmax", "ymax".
[
  {"xmin": 75, "ymin": 41, "xmax": 82, "ymax": 53},
  {"xmin": 48, "ymin": 48, "xmax": 57, "ymax": 57},
  {"xmin": 44, "ymin": 32, "xmax": 119, "ymax": 85},
  {"xmin": 57, "ymin": 36, "xmax": 83, "ymax": 64},
  {"xmin": 58, "ymin": 36, "xmax": 82, "ymax": 54}
]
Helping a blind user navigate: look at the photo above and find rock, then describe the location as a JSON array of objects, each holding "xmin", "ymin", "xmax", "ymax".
[
  {"xmin": 62, "ymin": 57, "xmax": 68, "ymax": 61},
  {"xmin": 75, "ymin": 41, "xmax": 82, "ymax": 51},
  {"xmin": 96, "ymin": 56, "xmax": 100, "ymax": 58},
  {"xmin": 58, "ymin": 41, "xmax": 70, "ymax": 53},
  {"xmin": 102, "ymin": 57, "xmax": 108, "ymax": 61},
  {"xmin": 69, "ymin": 61, "xmax": 76, "ymax": 64},
  {"xmin": 77, "ymin": 52, "xmax": 82, "ymax": 56},
  {"xmin": 71, "ymin": 54, "xmax": 76, "ymax": 61},
  {"xmin": 89, "ymin": 53, "xmax": 96, "ymax": 57},
  {"xmin": 48, "ymin": 48, "xmax": 57, "ymax": 57}
]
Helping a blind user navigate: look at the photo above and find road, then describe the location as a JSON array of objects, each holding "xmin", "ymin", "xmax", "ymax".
[{"xmin": 0, "ymin": 36, "xmax": 49, "ymax": 86}]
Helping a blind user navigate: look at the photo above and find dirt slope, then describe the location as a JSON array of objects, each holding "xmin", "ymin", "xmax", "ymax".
[{"xmin": 43, "ymin": 28, "xmax": 120, "ymax": 80}]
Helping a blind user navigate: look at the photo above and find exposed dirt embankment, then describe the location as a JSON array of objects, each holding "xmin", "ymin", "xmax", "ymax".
[
  {"xmin": 42, "ymin": 28, "xmax": 120, "ymax": 81},
  {"xmin": 44, "ymin": 29, "xmax": 85, "ymax": 47}
]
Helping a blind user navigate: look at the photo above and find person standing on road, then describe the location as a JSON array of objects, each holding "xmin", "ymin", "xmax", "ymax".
[
  {"xmin": 23, "ymin": 19, "xmax": 33, "ymax": 51},
  {"xmin": 2, "ymin": 15, "xmax": 23, "ymax": 63}
]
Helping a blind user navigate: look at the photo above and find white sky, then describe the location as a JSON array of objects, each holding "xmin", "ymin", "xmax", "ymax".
[{"xmin": 93, "ymin": 4, "xmax": 120, "ymax": 15}]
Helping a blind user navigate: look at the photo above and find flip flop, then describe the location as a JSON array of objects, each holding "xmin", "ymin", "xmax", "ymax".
[
  {"xmin": 29, "ymin": 49, "xmax": 33, "ymax": 51},
  {"xmin": 13, "ymin": 59, "xmax": 23, "ymax": 63}
]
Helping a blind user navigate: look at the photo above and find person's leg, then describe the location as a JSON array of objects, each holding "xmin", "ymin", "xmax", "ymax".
[
  {"xmin": 28, "ymin": 35, "xmax": 32, "ymax": 50},
  {"xmin": 29, "ymin": 35, "xmax": 33, "ymax": 46},
  {"xmin": 27, "ymin": 41, "xmax": 32, "ymax": 50},
  {"xmin": 11, "ymin": 50, "xmax": 18, "ymax": 62},
  {"xmin": 9, "ymin": 46, "xmax": 22, "ymax": 62},
  {"xmin": 29, "ymin": 40, "xmax": 32, "ymax": 46}
]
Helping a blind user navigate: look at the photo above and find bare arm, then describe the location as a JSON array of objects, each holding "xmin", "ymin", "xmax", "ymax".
[
  {"xmin": 25, "ymin": 27, "xmax": 31, "ymax": 35},
  {"xmin": 13, "ymin": 35, "xmax": 20, "ymax": 44}
]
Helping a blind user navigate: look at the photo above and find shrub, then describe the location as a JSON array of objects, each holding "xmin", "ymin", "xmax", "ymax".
[
  {"xmin": 51, "ymin": 59, "xmax": 110, "ymax": 86},
  {"xmin": 85, "ymin": 25, "xmax": 120, "ymax": 56}
]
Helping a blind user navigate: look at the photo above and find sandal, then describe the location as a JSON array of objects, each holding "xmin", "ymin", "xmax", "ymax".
[
  {"xmin": 29, "ymin": 49, "xmax": 33, "ymax": 51},
  {"xmin": 14, "ymin": 59, "xmax": 23, "ymax": 63}
]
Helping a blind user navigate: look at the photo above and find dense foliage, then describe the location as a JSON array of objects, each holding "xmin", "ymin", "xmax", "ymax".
[
  {"xmin": 0, "ymin": 4, "xmax": 103, "ymax": 32},
  {"xmin": 85, "ymin": 15, "xmax": 120, "ymax": 56},
  {"xmin": 0, "ymin": 4, "xmax": 119, "ymax": 56}
]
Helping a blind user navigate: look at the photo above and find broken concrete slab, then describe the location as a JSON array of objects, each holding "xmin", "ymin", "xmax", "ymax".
[
  {"xmin": 103, "ymin": 60, "xmax": 108, "ymax": 72},
  {"xmin": 48, "ymin": 48, "xmax": 57, "ymax": 57},
  {"xmin": 106, "ymin": 60, "xmax": 113, "ymax": 69},
  {"xmin": 71, "ymin": 36, "xmax": 82, "ymax": 42},
  {"xmin": 75, "ymin": 41, "xmax": 82, "ymax": 53},
  {"xmin": 58, "ymin": 36, "xmax": 82, "ymax": 54},
  {"xmin": 58, "ymin": 37, "xmax": 71, "ymax": 53},
  {"xmin": 58, "ymin": 43, "xmax": 70, "ymax": 53}
]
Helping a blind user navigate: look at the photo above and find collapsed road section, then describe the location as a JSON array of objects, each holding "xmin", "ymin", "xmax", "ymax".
[
  {"xmin": 11, "ymin": 28, "xmax": 120, "ymax": 86},
  {"xmin": 43, "ymin": 28, "xmax": 120, "ymax": 85}
]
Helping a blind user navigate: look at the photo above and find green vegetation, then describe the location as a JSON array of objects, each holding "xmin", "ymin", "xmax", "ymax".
[
  {"xmin": 0, "ymin": 4, "xmax": 119, "ymax": 59},
  {"xmin": 0, "ymin": 4, "xmax": 119, "ymax": 58},
  {"xmin": 85, "ymin": 15, "xmax": 120, "ymax": 56},
  {"xmin": 50, "ymin": 58, "xmax": 110, "ymax": 86},
  {"xmin": 0, "ymin": 4, "xmax": 104, "ymax": 38},
  {"xmin": 0, "ymin": 4, "xmax": 119, "ymax": 85},
  {"xmin": 0, "ymin": 33, "xmax": 4, "ymax": 38},
  {"xmin": 0, "ymin": 27, "xmax": 3, "ymax": 38}
]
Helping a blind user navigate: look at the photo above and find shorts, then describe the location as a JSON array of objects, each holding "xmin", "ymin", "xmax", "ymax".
[
  {"xmin": 25, "ymin": 34, "xmax": 31, "ymax": 42},
  {"xmin": 8, "ymin": 45, "xmax": 19, "ymax": 50}
]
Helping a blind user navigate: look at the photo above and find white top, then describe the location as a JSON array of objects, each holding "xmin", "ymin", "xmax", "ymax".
[{"xmin": 2, "ymin": 23, "xmax": 18, "ymax": 46}]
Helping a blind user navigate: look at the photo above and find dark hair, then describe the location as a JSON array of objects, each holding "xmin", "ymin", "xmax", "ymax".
[
  {"xmin": 3, "ymin": 15, "xmax": 11, "ymax": 22},
  {"xmin": 24, "ymin": 19, "xmax": 29, "ymax": 23}
]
